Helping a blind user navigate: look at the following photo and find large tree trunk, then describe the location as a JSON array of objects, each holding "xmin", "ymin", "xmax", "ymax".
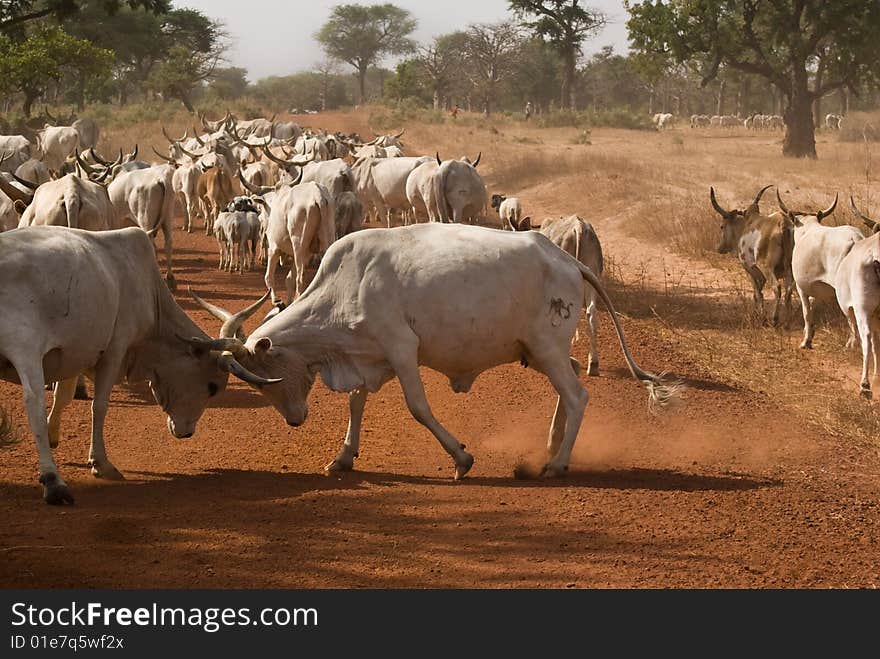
[
  {"xmin": 560, "ymin": 48, "xmax": 576, "ymax": 111},
  {"xmin": 716, "ymin": 79, "xmax": 726, "ymax": 116},
  {"xmin": 433, "ymin": 87, "xmax": 440, "ymax": 111},
  {"xmin": 175, "ymin": 88, "xmax": 195, "ymax": 114},
  {"xmin": 22, "ymin": 90, "xmax": 37, "ymax": 118},
  {"xmin": 357, "ymin": 66, "xmax": 367, "ymax": 104},
  {"xmin": 783, "ymin": 68, "xmax": 817, "ymax": 158}
]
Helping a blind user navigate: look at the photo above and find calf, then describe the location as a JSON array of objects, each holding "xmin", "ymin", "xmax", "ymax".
[
  {"xmin": 491, "ymin": 193, "xmax": 523, "ymax": 231},
  {"xmin": 710, "ymin": 185, "xmax": 794, "ymax": 326}
]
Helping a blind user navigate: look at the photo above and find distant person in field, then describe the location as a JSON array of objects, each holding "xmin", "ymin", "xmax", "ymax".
[
  {"xmin": 451, "ymin": 104, "xmax": 459, "ymax": 119},
  {"xmin": 524, "ymin": 101, "xmax": 533, "ymax": 121}
]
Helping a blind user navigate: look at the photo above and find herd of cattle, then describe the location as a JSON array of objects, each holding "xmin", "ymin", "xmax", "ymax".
[
  {"xmin": 653, "ymin": 111, "xmax": 844, "ymax": 132},
  {"xmin": 1, "ymin": 107, "xmax": 872, "ymax": 507}
]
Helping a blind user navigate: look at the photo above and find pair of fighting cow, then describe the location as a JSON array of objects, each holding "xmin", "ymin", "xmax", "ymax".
[
  {"xmin": 710, "ymin": 184, "xmax": 880, "ymax": 398},
  {"xmin": 0, "ymin": 220, "xmax": 677, "ymax": 505}
]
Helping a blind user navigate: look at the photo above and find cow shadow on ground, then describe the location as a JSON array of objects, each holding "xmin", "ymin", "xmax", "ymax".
[{"xmin": 602, "ymin": 367, "xmax": 737, "ymax": 393}]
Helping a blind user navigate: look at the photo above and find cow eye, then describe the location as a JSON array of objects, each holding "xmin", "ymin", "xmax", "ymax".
[{"xmin": 208, "ymin": 382, "xmax": 219, "ymax": 397}]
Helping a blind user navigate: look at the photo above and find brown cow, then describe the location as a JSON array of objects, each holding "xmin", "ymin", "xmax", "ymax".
[
  {"xmin": 198, "ymin": 165, "xmax": 235, "ymax": 236},
  {"xmin": 710, "ymin": 184, "xmax": 794, "ymax": 326}
]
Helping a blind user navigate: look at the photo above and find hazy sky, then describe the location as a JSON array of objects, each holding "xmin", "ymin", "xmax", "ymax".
[{"xmin": 179, "ymin": 0, "xmax": 631, "ymax": 82}]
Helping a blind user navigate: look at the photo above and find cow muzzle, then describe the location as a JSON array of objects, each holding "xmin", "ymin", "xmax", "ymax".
[{"xmin": 167, "ymin": 417, "xmax": 195, "ymax": 439}]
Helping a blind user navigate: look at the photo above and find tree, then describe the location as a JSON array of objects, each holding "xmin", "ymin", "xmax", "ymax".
[
  {"xmin": 1, "ymin": 0, "xmax": 168, "ymax": 34},
  {"xmin": 145, "ymin": 9, "xmax": 227, "ymax": 111},
  {"xmin": 464, "ymin": 22, "xmax": 523, "ymax": 116},
  {"xmin": 207, "ymin": 67, "xmax": 249, "ymax": 101},
  {"xmin": 509, "ymin": 0, "xmax": 606, "ymax": 111},
  {"xmin": 316, "ymin": 3, "xmax": 416, "ymax": 103},
  {"xmin": 0, "ymin": 25, "xmax": 113, "ymax": 115},
  {"xmin": 626, "ymin": 1, "xmax": 880, "ymax": 158},
  {"xmin": 416, "ymin": 32, "xmax": 467, "ymax": 110}
]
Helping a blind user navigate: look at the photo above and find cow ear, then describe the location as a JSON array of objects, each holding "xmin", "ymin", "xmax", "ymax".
[
  {"xmin": 519, "ymin": 217, "xmax": 531, "ymax": 231},
  {"xmin": 13, "ymin": 200, "xmax": 26, "ymax": 215},
  {"xmin": 255, "ymin": 337, "xmax": 272, "ymax": 353}
]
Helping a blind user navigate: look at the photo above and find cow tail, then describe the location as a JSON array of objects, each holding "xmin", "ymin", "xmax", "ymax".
[
  {"xmin": 433, "ymin": 162, "xmax": 451, "ymax": 223},
  {"xmin": 146, "ymin": 180, "xmax": 166, "ymax": 238},
  {"xmin": 64, "ymin": 192, "xmax": 79, "ymax": 229},
  {"xmin": 575, "ymin": 260, "xmax": 681, "ymax": 411}
]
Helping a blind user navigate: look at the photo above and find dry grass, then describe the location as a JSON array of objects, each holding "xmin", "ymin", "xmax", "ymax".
[{"xmin": 0, "ymin": 405, "xmax": 17, "ymax": 447}]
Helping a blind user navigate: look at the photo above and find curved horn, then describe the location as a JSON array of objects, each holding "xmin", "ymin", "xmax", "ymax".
[
  {"xmin": 193, "ymin": 129, "xmax": 206, "ymax": 147},
  {"xmin": 292, "ymin": 166, "xmax": 303, "ymax": 186},
  {"xmin": 162, "ymin": 125, "xmax": 185, "ymax": 144},
  {"xmin": 776, "ymin": 188, "xmax": 792, "ymax": 215},
  {"xmin": 88, "ymin": 147, "xmax": 111, "ymax": 166},
  {"xmin": 217, "ymin": 351, "xmax": 282, "ymax": 386},
  {"xmin": 436, "ymin": 152, "xmax": 442, "ymax": 167},
  {"xmin": 127, "ymin": 144, "xmax": 138, "ymax": 162},
  {"xmin": 237, "ymin": 169, "xmax": 274, "ymax": 196},
  {"xmin": 0, "ymin": 149, "xmax": 13, "ymax": 166},
  {"xmin": 394, "ymin": 128, "xmax": 406, "ymax": 139},
  {"xmin": 219, "ymin": 290, "xmax": 272, "ymax": 339},
  {"xmin": 188, "ymin": 287, "xmax": 234, "ymax": 322},
  {"xmin": 0, "ymin": 174, "xmax": 33, "ymax": 205},
  {"xmin": 817, "ymin": 193, "xmax": 838, "ymax": 221},
  {"xmin": 178, "ymin": 143, "xmax": 201, "ymax": 160},
  {"xmin": 75, "ymin": 148, "xmax": 99, "ymax": 175},
  {"xmin": 151, "ymin": 146, "xmax": 175, "ymax": 163},
  {"xmin": 178, "ymin": 335, "xmax": 247, "ymax": 356},
  {"xmin": 851, "ymin": 196, "xmax": 877, "ymax": 230},
  {"xmin": 11, "ymin": 171, "xmax": 38, "ymax": 190},
  {"xmin": 472, "ymin": 151, "xmax": 481, "ymax": 168},
  {"xmin": 262, "ymin": 145, "xmax": 293, "ymax": 168},
  {"xmin": 751, "ymin": 184, "xmax": 773, "ymax": 210},
  {"xmin": 709, "ymin": 187, "xmax": 732, "ymax": 218}
]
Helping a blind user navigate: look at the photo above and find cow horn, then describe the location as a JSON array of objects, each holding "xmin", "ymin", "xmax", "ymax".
[
  {"xmin": 394, "ymin": 128, "xmax": 406, "ymax": 139},
  {"xmin": 817, "ymin": 193, "xmax": 838, "ymax": 221},
  {"xmin": 151, "ymin": 146, "xmax": 175, "ymax": 163},
  {"xmin": 193, "ymin": 129, "xmax": 206, "ymax": 147},
  {"xmin": 0, "ymin": 149, "xmax": 13, "ymax": 166},
  {"xmin": 87, "ymin": 147, "xmax": 110, "ymax": 166},
  {"xmin": 178, "ymin": 334, "xmax": 247, "ymax": 357},
  {"xmin": 127, "ymin": 144, "xmax": 138, "ymax": 162},
  {"xmin": 0, "ymin": 175, "xmax": 33, "ymax": 205},
  {"xmin": 162, "ymin": 126, "xmax": 185, "ymax": 144},
  {"xmin": 237, "ymin": 169, "xmax": 274, "ymax": 196},
  {"xmin": 188, "ymin": 288, "xmax": 237, "ymax": 329},
  {"xmin": 178, "ymin": 143, "xmax": 201, "ymax": 160},
  {"xmin": 11, "ymin": 171, "xmax": 38, "ymax": 190},
  {"xmin": 75, "ymin": 148, "xmax": 98, "ymax": 175},
  {"xmin": 436, "ymin": 152, "xmax": 442, "ymax": 167},
  {"xmin": 262, "ymin": 145, "xmax": 292, "ymax": 168},
  {"xmin": 217, "ymin": 351, "xmax": 282, "ymax": 386},
  {"xmin": 752, "ymin": 184, "xmax": 773, "ymax": 210},
  {"xmin": 775, "ymin": 188, "xmax": 792, "ymax": 215},
  {"xmin": 709, "ymin": 187, "xmax": 732, "ymax": 218},
  {"xmin": 472, "ymin": 152, "xmax": 481, "ymax": 168},
  {"xmin": 219, "ymin": 290, "xmax": 272, "ymax": 339},
  {"xmin": 850, "ymin": 196, "xmax": 877, "ymax": 230},
  {"xmin": 44, "ymin": 106, "xmax": 58, "ymax": 125}
]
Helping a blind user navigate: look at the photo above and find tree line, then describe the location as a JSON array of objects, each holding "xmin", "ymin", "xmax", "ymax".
[{"xmin": 2, "ymin": 1, "xmax": 880, "ymax": 158}]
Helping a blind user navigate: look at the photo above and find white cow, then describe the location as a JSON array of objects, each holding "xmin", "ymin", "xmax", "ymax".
[
  {"xmin": 0, "ymin": 189, "xmax": 17, "ymax": 231},
  {"xmin": 353, "ymin": 155, "xmax": 432, "ymax": 227},
  {"xmin": 777, "ymin": 191, "xmax": 857, "ymax": 350},
  {"xmin": 0, "ymin": 135, "xmax": 32, "ymax": 172},
  {"xmin": 33, "ymin": 125, "xmax": 79, "ymax": 171},
  {"xmin": 405, "ymin": 160, "xmax": 440, "ymax": 223},
  {"xmin": 432, "ymin": 153, "xmax": 487, "ymax": 224},
  {"xmin": 107, "ymin": 164, "xmax": 177, "ymax": 289},
  {"xmin": 263, "ymin": 181, "xmax": 336, "ymax": 304},
  {"xmin": 825, "ymin": 113, "xmax": 843, "ymax": 131},
  {"xmin": 194, "ymin": 224, "xmax": 676, "ymax": 480},
  {"xmin": 16, "ymin": 173, "xmax": 117, "ymax": 231},
  {"xmin": 840, "ymin": 199, "xmax": 880, "ymax": 398},
  {"xmin": 0, "ymin": 226, "xmax": 275, "ymax": 503}
]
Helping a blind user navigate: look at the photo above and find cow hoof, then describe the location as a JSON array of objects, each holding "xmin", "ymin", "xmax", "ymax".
[
  {"xmin": 454, "ymin": 452, "xmax": 474, "ymax": 480},
  {"xmin": 587, "ymin": 362, "xmax": 600, "ymax": 377},
  {"xmin": 540, "ymin": 463, "xmax": 568, "ymax": 478},
  {"xmin": 40, "ymin": 473, "xmax": 74, "ymax": 505},
  {"xmin": 89, "ymin": 460, "xmax": 125, "ymax": 481},
  {"xmin": 73, "ymin": 383, "xmax": 89, "ymax": 400},
  {"xmin": 325, "ymin": 454, "xmax": 355, "ymax": 472},
  {"xmin": 860, "ymin": 386, "xmax": 872, "ymax": 400},
  {"xmin": 800, "ymin": 341, "xmax": 812, "ymax": 350}
]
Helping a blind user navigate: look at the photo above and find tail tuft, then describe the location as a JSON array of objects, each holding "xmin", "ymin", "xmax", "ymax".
[{"xmin": 644, "ymin": 371, "xmax": 685, "ymax": 415}]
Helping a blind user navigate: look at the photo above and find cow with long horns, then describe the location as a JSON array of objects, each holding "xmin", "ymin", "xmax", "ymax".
[
  {"xmin": 709, "ymin": 185, "xmax": 794, "ymax": 326},
  {"xmin": 0, "ymin": 226, "xmax": 278, "ymax": 504}
]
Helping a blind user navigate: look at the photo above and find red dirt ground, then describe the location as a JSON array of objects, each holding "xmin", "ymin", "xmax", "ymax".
[{"xmin": 1, "ymin": 219, "xmax": 879, "ymax": 589}]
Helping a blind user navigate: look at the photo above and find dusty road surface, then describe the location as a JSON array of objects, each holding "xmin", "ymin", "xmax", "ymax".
[{"xmin": 1, "ymin": 116, "xmax": 880, "ymax": 588}]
